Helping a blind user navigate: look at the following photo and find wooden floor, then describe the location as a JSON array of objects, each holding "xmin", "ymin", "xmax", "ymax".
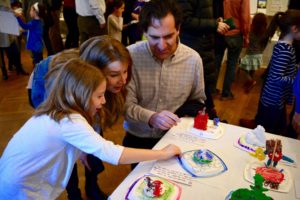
[{"xmin": 0, "ymin": 46, "xmax": 267, "ymax": 199}]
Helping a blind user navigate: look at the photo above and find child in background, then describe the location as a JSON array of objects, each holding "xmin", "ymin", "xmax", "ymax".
[
  {"xmin": 15, "ymin": 2, "xmax": 45, "ymax": 65},
  {"xmin": 0, "ymin": 59, "xmax": 181, "ymax": 199},
  {"xmin": 27, "ymin": 49, "xmax": 79, "ymax": 108},
  {"xmin": 240, "ymin": 10, "xmax": 300, "ymax": 135},
  {"xmin": 239, "ymin": 13, "xmax": 268, "ymax": 93},
  {"xmin": 107, "ymin": 0, "xmax": 126, "ymax": 42}
]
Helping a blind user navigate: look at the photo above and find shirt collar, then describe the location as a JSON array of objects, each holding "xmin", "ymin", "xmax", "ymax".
[{"xmin": 145, "ymin": 40, "xmax": 181, "ymax": 63}]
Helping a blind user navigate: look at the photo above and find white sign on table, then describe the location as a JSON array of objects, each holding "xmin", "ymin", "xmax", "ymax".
[{"xmin": 150, "ymin": 159, "xmax": 192, "ymax": 186}]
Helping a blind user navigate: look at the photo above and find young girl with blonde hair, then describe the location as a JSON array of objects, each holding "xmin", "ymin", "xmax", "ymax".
[{"xmin": 0, "ymin": 59, "xmax": 180, "ymax": 199}]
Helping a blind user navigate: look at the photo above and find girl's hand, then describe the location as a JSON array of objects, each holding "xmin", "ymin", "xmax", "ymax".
[
  {"xmin": 161, "ymin": 144, "xmax": 181, "ymax": 159},
  {"xmin": 79, "ymin": 153, "xmax": 91, "ymax": 171}
]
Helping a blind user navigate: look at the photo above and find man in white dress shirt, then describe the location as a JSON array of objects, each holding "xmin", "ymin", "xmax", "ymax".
[{"xmin": 75, "ymin": 0, "xmax": 106, "ymax": 44}]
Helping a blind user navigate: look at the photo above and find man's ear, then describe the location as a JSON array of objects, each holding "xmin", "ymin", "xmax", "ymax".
[{"xmin": 177, "ymin": 24, "xmax": 181, "ymax": 33}]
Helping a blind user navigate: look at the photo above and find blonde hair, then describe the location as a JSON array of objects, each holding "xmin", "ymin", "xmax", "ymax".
[
  {"xmin": 80, "ymin": 35, "xmax": 132, "ymax": 128},
  {"xmin": 35, "ymin": 59, "xmax": 106, "ymax": 124},
  {"xmin": 45, "ymin": 49, "xmax": 79, "ymax": 93}
]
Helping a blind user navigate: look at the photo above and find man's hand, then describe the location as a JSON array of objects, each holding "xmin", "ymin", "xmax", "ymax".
[
  {"xmin": 292, "ymin": 112, "xmax": 300, "ymax": 137},
  {"xmin": 217, "ymin": 22, "xmax": 229, "ymax": 35},
  {"xmin": 100, "ymin": 23, "xmax": 106, "ymax": 29},
  {"xmin": 149, "ymin": 111, "xmax": 180, "ymax": 130}
]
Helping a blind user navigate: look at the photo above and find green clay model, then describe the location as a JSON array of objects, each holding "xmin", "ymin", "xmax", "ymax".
[{"xmin": 230, "ymin": 174, "xmax": 273, "ymax": 200}]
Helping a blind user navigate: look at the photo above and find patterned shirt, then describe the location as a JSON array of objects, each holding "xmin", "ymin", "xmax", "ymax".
[
  {"xmin": 124, "ymin": 41, "xmax": 206, "ymax": 138},
  {"xmin": 260, "ymin": 42, "xmax": 297, "ymax": 109}
]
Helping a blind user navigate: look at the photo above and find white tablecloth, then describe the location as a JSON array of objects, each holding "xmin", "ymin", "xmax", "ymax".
[{"xmin": 109, "ymin": 118, "xmax": 300, "ymax": 200}]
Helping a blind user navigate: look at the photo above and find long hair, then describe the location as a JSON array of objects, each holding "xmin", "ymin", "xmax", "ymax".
[
  {"xmin": 251, "ymin": 13, "xmax": 267, "ymax": 37},
  {"xmin": 80, "ymin": 35, "xmax": 132, "ymax": 128},
  {"xmin": 45, "ymin": 49, "xmax": 79, "ymax": 94},
  {"xmin": 266, "ymin": 9, "xmax": 300, "ymax": 40},
  {"xmin": 35, "ymin": 59, "xmax": 106, "ymax": 125}
]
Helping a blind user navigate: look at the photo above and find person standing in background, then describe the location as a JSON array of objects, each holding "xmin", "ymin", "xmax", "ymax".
[
  {"xmin": 63, "ymin": 0, "xmax": 79, "ymax": 48},
  {"xmin": 107, "ymin": 0, "xmax": 125, "ymax": 42},
  {"xmin": 176, "ymin": 0, "xmax": 229, "ymax": 119},
  {"xmin": 215, "ymin": 0, "xmax": 250, "ymax": 100},
  {"xmin": 48, "ymin": 0, "xmax": 64, "ymax": 53},
  {"xmin": 15, "ymin": 2, "xmax": 45, "ymax": 65},
  {"xmin": 75, "ymin": 0, "xmax": 107, "ymax": 44}
]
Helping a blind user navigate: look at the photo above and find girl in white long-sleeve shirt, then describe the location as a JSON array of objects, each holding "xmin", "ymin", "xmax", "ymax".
[
  {"xmin": 0, "ymin": 59, "xmax": 180, "ymax": 199},
  {"xmin": 107, "ymin": 0, "xmax": 126, "ymax": 41}
]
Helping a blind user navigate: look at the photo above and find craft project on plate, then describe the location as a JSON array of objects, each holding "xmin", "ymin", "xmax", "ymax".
[
  {"xmin": 125, "ymin": 175, "xmax": 181, "ymax": 200},
  {"xmin": 235, "ymin": 127, "xmax": 296, "ymax": 166},
  {"xmin": 244, "ymin": 161, "xmax": 292, "ymax": 193},
  {"xmin": 178, "ymin": 149, "xmax": 227, "ymax": 177},
  {"xmin": 189, "ymin": 108, "xmax": 224, "ymax": 139},
  {"xmin": 235, "ymin": 125, "xmax": 266, "ymax": 153},
  {"xmin": 225, "ymin": 174, "xmax": 273, "ymax": 200}
]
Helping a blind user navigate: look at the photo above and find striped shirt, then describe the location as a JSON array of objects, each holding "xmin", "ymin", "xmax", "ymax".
[
  {"xmin": 124, "ymin": 41, "xmax": 206, "ymax": 138},
  {"xmin": 260, "ymin": 42, "xmax": 297, "ymax": 109}
]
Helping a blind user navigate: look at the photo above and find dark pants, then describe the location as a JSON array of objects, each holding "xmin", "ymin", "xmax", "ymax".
[
  {"xmin": 66, "ymin": 127, "xmax": 105, "ymax": 199},
  {"xmin": 0, "ymin": 41, "xmax": 24, "ymax": 75},
  {"xmin": 63, "ymin": 7, "xmax": 79, "ymax": 49},
  {"xmin": 0, "ymin": 48, "xmax": 8, "ymax": 78},
  {"xmin": 31, "ymin": 51, "xmax": 43, "ymax": 65},
  {"xmin": 77, "ymin": 15, "xmax": 107, "ymax": 44},
  {"xmin": 121, "ymin": 24, "xmax": 143, "ymax": 46},
  {"xmin": 215, "ymin": 34, "xmax": 243, "ymax": 96},
  {"xmin": 123, "ymin": 132, "xmax": 160, "ymax": 169},
  {"xmin": 43, "ymin": 24, "xmax": 54, "ymax": 56},
  {"xmin": 284, "ymin": 104, "xmax": 298, "ymax": 139},
  {"xmin": 255, "ymin": 101, "xmax": 286, "ymax": 135}
]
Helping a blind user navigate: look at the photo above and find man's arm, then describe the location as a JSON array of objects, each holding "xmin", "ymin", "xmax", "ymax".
[
  {"xmin": 176, "ymin": 0, "xmax": 228, "ymax": 34},
  {"xmin": 124, "ymin": 69, "xmax": 156, "ymax": 126},
  {"xmin": 89, "ymin": 0, "xmax": 106, "ymax": 26},
  {"xmin": 124, "ymin": 68, "xmax": 180, "ymax": 130},
  {"xmin": 188, "ymin": 55, "xmax": 206, "ymax": 103}
]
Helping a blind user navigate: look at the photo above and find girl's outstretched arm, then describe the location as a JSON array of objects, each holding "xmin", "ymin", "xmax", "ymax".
[{"xmin": 118, "ymin": 144, "xmax": 181, "ymax": 164}]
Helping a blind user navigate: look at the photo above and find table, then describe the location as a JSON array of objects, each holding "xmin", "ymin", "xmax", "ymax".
[{"xmin": 109, "ymin": 118, "xmax": 300, "ymax": 200}]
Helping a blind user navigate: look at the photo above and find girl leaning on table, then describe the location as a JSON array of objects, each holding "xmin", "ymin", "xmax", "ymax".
[{"xmin": 0, "ymin": 59, "xmax": 181, "ymax": 199}]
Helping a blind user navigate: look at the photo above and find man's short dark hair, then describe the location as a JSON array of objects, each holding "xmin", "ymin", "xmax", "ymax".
[{"xmin": 139, "ymin": 0, "xmax": 182, "ymax": 32}]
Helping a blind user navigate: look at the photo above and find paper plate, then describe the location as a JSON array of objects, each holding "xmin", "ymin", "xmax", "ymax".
[
  {"xmin": 125, "ymin": 174, "xmax": 181, "ymax": 200},
  {"xmin": 189, "ymin": 120, "xmax": 224, "ymax": 139},
  {"xmin": 244, "ymin": 161, "xmax": 292, "ymax": 193},
  {"xmin": 178, "ymin": 149, "xmax": 227, "ymax": 177}
]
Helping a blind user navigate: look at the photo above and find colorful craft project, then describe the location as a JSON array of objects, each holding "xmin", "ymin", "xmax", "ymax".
[
  {"xmin": 178, "ymin": 149, "xmax": 227, "ymax": 177},
  {"xmin": 244, "ymin": 161, "xmax": 292, "ymax": 192},
  {"xmin": 125, "ymin": 175, "xmax": 181, "ymax": 200},
  {"xmin": 225, "ymin": 174, "xmax": 273, "ymax": 200}
]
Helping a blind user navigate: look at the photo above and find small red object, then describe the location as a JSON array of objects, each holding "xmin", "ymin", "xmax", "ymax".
[{"xmin": 194, "ymin": 112, "xmax": 209, "ymax": 130}]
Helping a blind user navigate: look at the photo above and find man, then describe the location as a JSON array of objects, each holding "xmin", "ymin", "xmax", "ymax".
[
  {"xmin": 123, "ymin": 0, "xmax": 206, "ymax": 162},
  {"xmin": 75, "ymin": 0, "xmax": 106, "ymax": 44},
  {"xmin": 215, "ymin": 0, "xmax": 250, "ymax": 100},
  {"xmin": 176, "ymin": 0, "xmax": 229, "ymax": 118}
]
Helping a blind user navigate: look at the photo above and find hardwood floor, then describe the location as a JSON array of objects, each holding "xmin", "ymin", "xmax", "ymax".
[{"xmin": 0, "ymin": 46, "xmax": 267, "ymax": 199}]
